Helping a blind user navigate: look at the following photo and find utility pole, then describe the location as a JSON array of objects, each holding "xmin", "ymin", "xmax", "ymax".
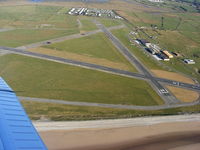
[{"xmin": 161, "ymin": 16, "xmax": 164, "ymax": 30}]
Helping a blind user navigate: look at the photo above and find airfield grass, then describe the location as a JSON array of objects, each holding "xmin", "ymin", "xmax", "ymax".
[
  {"xmin": 79, "ymin": 18, "xmax": 97, "ymax": 32},
  {"xmin": 29, "ymin": 47, "xmax": 132, "ymax": 71},
  {"xmin": 0, "ymin": 5, "xmax": 77, "ymax": 29},
  {"xmin": 0, "ymin": 5, "xmax": 82, "ymax": 47},
  {"xmin": 147, "ymin": 29, "xmax": 200, "ymax": 81},
  {"xmin": 120, "ymin": 7, "xmax": 200, "ymax": 81},
  {"xmin": 0, "ymin": 54, "xmax": 164, "ymax": 106},
  {"xmin": 112, "ymin": 27, "xmax": 200, "ymax": 81},
  {"xmin": 44, "ymin": 32, "xmax": 137, "ymax": 71},
  {"xmin": 98, "ymin": 18, "xmax": 122, "ymax": 27},
  {"xmin": 21, "ymin": 101, "xmax": 200, "ymax": 121},
  {"xmin": 0, "ymin": 29, "xmax": 78, "ymax": 47}
]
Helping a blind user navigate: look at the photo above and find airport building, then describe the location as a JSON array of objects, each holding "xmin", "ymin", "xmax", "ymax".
[
  {"xmin": 184, "ymin": 59, "xmax": 195, "ymax": 64},
  {"xmin": 161, "ymin": 50, "xmax": 174, "ymax": 58},
  {"xmin": 146, "ymin": 43, "xmax": 161, "ymax": 54},
  {"xmin": 148, "ymin": 0, "xmax": 164, "ymax": 2}
]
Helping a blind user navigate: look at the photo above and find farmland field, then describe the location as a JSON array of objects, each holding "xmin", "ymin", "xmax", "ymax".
[{"xmin": 0, "ymin": 54, "xmax": 163, "ymax": 106}]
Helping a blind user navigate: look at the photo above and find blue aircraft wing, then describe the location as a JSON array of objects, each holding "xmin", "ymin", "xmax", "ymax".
[{"xmin": 0, "ymin": 77, "xmax": 47, "ymax": 150}]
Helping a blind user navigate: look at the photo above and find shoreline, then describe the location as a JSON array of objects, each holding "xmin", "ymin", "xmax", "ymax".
[
  {"xmin": 37, "ymin": 114, "xmax": 200, "ymax": 150},
  {"xmin": 34, "ymin": 114, "xmax": 200, "ymax": 131}
]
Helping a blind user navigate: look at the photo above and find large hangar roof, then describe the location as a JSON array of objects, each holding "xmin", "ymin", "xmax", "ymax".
[{"xmin": 0, "ymin": 77, "xmax": 47, "ymax": 150}]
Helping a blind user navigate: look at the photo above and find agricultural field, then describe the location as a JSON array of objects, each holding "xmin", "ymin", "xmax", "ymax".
[
  {"xmin": 21, "ymin": 101, "xmax": 200, "ymax": 121},
  {"xmin": 0, "ymin": 54, "xmax": 164, "ymax": 106}
]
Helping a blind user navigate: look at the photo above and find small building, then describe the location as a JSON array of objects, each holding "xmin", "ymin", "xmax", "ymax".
[
  {"xmin": 149, "ymin": 0, "xmax": 164, "ymax": 2},
  {"xmin": 157, "ymin": 53, "xmax": 170, "ymax": 61},
  {"xmin": 134, "ymin": 40, "xmax": 140, "ymax": 45},
  {"xmin": 138, "ymin": 39, "xmax": 150, "ymax": 46},
  {"xmin": 162, "ymin": 50, "xmax": 173, "ymax": 58},
  {"xmin": 184, "ymin": 59, "xmax": 195, "ymax": 64},
  {"xmin": 171, "ymin": 52, "xmax": 181, "ymax": 57}
]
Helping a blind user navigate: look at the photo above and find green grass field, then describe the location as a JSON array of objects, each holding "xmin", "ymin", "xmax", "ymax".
[
  {"xmin": 0, "ymin": 5, "xmax": 81, "ymax": 47},
  {"xmin": 0, "ymin": 54, "xmax": 164, "ymax": 106},
  {"xmin": 44, "ymin": 32, "xmax": 136, "ymax": 70},
  {"xmin": 0, "ymin": 28, "xmax": 78, "ymax": 47},
  {"xmin": 98, "ymin": 18, "xmax": 122, "ymax": 27},
  {"xmin": 143, "ymin": 25, "xmax": 200, "ymax": 81},
  {"xmin": 79, "ymin": 18, "xmax": 97, "ymax": 31},
  {"xmin": 21, "ymin": 101, "xmax": 200, "ymax": 121},
  {"xmin": 113, "ymin": 10, "xmax": 200, "ymax": 81},
  {"xmin": 0, "ymin": 5, "xmax": 77, "ymax": 29}
]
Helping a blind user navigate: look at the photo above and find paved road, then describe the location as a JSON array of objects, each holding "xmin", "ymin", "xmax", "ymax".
[
  {"xmin": 20, "ymin": 96, "xmax": 200, "ymax": 111},
  {"xmin": 0, "ymin": 46, "xmax": 200, "ymax": 93},
  {"xmin": 17, "ymin": 25, "xmax": 125, "ymax": 49},
  {"xmin": 93, "ymin": 20, "xmax": 179, "ymax": 105}
]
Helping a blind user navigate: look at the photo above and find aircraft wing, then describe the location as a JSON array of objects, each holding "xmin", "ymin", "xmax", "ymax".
[{"xmin": 0, "ymin": 77, "xmax": 47, "ymax": 150}]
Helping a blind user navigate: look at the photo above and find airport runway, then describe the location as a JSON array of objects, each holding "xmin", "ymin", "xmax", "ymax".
[
  {"xmin": 93, "ymin": 20, "xmax": 180, "ymax": 105},
  {"xmin": 0, "ymin": 46, "xmax": 200, "ymax": 93}
]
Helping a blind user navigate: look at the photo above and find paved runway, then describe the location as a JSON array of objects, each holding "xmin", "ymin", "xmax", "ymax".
[
  {"xmin": 17, "ymin": 25, "xmax": 125, "ymax": 49},
  {"xmin": 0, "ymin": 46, "xmax": 200, "ymax": 93},
  {"xmin": 93, "ymin": 20, "xmax": 180, "ymax": 105}
]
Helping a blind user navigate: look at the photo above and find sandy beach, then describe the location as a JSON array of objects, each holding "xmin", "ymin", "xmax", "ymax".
[{"xmin": 37, "ymin": 115, "xmax": 200, "ymax": 150}]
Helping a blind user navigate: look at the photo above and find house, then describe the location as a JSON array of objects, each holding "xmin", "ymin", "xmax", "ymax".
[{"xmin": 184, "ymin": 59, "xmax": 195, "ymax": 64}]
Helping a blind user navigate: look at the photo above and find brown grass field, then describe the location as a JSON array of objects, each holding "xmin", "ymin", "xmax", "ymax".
[
  {"xmin": 167, "ymin": 86, "xmax": 199, "ymax": 102},
  {"xmin": 29, "ymin": 47, "xmax": 131, "ymax": 71},
  {"xmin": 151, "ymin": 69, "xmax": 195, "ymax": 84},
  {"xmin": 151, "ymin": 70, "xmax": 199, "ymax": 102}
]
